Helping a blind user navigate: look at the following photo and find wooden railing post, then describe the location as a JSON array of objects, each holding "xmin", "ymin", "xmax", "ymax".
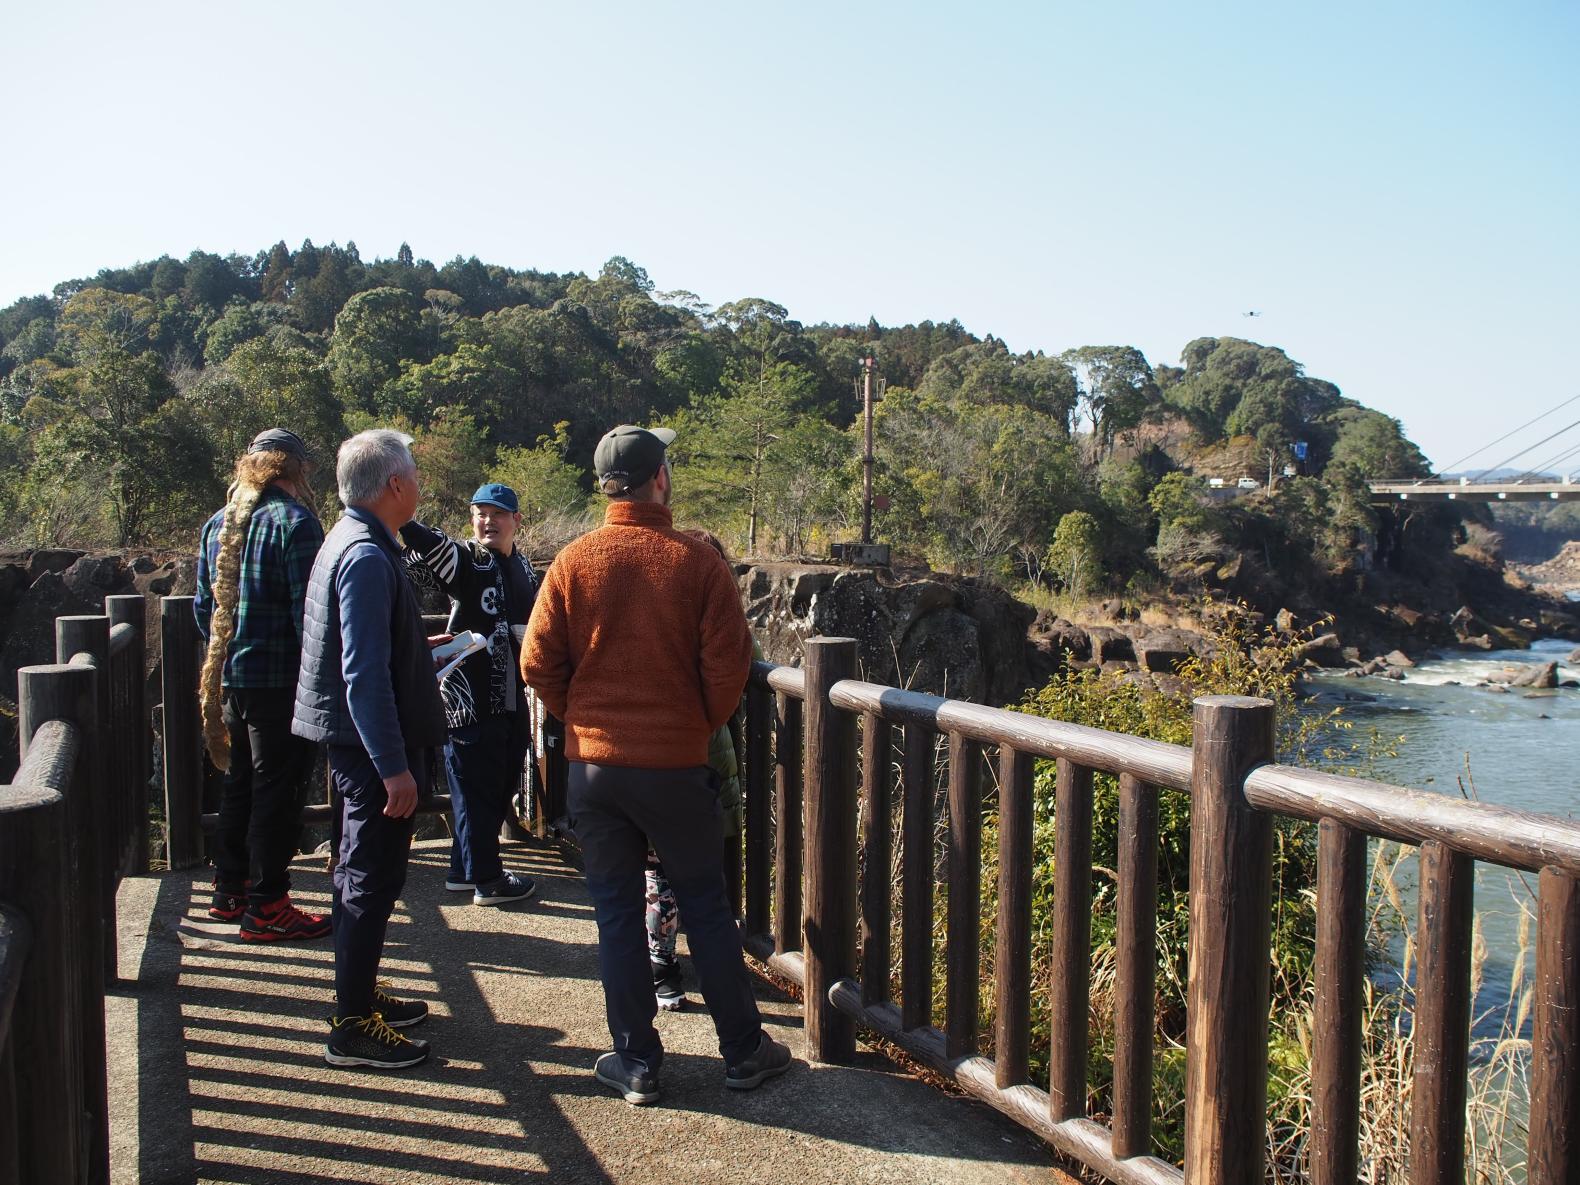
[
  {"xmin": 802, "ymin": 636, "xmax": 858, "ymax": 1064},
  {"xmin": 19, "ymin": 667, "xmax": 110, "ymax": 1185},
  {"xmin": 1412, "ymin": 840, "xmax": 1473, "ymax": 1185},
  {"xmin": 160, "ymin": 596, "xmax": 204, "ymax": 870},
  {"xmin": 1529, "ymin": 867, "xmax": 1580, "ymax": 1185},
  {"xmin": 745, "ymin": 680, "xmax": 773, "ymax": 939},
  {"xmin": 1049, "ymin": 758, "xmax": 1094, "ymax": 1120},
  {"xmin": 57, "ymin": 614, "xmax": 116, "ymax": 977},
  {"xmin": 900, "ymin": 722, "xmax": 934, "ymax": 1031},
  {"xmin": 859, "ymin": 713, "xmax": 893, "ymax": 1006},
  {"xmin": 945, "ymin": 733, "xmax": 982, "ymax": 1059},
  {"xmin": 0, "ymin": 780, "xmax": 76, "ymax": 1185},
  {"xmin": 994, "ymin": 745, "xmax": 1034, "ymax": 1088},
  {"xmin": 1310, "ymin": 819, "xmax": 1366, "ymax": 1185},
  {"xmin": 1112, "ymin": 773, "xmax": 1160, "ymax": 1159},
  {"xmin": 1185, "ymin": 695, "xmax": 1275, "ymax": 1185},
  {"xmin": 773, "ymin": 692, "xmax": 804, "ymax": 954},
  {"xmin": 106, "ymin": 594, "xmax": 150, "ymax": 874}
]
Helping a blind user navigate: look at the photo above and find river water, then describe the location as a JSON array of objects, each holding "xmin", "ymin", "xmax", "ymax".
[{"xmin": 1308, "ymin": 637, "xmax": 1580, "ymax": 1042}]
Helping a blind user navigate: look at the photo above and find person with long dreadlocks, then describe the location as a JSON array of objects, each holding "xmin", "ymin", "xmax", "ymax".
[{"xmin": 194, "ymin": 427, "xmax": 330, "ymax": 942}]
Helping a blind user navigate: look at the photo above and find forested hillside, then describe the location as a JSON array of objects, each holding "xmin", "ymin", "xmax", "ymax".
[{"xmin": 0, "ymin": 241, "xmax": 1432, "ymax": 609}]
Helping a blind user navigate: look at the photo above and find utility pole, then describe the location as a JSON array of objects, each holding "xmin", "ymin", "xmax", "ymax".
[{"xmin": 861, "ymin": 356, "xmax": 876, "ymax": 545}]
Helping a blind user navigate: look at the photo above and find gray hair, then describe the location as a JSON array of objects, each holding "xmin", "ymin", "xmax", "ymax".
[{"xmin": 337, "ymin": 429, "xmax": 416, "ymax": 507}]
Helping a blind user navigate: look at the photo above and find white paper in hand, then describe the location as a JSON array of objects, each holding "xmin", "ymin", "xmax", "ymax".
[{"xmin": 433, "ymin": 630, "xmax": 490, "ymax": 682}]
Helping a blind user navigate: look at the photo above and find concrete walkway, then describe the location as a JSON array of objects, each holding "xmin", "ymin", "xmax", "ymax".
[{"xmin": 108, "ymin": 839, "xmax": 1054, "ymax": 1184}]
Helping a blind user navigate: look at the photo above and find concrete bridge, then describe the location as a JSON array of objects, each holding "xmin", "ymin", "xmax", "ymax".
[{"xmin": 1369, "ymin": 479, "xmax": 1580, "ymax": 503}]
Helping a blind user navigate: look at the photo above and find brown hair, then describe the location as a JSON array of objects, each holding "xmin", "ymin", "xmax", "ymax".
[
  {"xmin": 680, "ymin": 528, "xmax": 731, "ymax": 566},
  {"xmin": 198, "ymin": 449, "xmax": 316, "ymax": 770}
]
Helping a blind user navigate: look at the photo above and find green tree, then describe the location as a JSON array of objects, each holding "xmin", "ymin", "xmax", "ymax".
[
  {"xmin": 1045, "ymin": 510, "xmax": 1104, "ymax": 598},
  {"xmin": 1327, "ymin": 408, "xmax": 1431, "ymax": 478},
  {"xmin": 1061, "ymin": 345, "xmax": 1160, "ymax": 459},
  {"xmin": 672, "ymin": 361, "xmax": 816, "ymax": 554},
  {"xmin": 491, "ymin": 422, "xmax": 588, "ymax": 523},
  {"xmin": 327, "ymin": 287, "xmax": 425, "ymax": 411}
]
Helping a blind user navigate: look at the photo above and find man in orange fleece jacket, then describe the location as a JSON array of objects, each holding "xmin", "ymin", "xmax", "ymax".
[{"xmin": 521, "ymin": 424, "xmax": 792, "ymax": 1105}]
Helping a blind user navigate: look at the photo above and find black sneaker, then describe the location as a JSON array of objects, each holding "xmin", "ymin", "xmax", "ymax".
[
  {"xmin": 325, "ymin": 1013, "xmax": 430, "ymax": 1069},
  {"xmin": 653, "ymin": 960, "xmax": 686, "ymax": 1012},
  {"xmin": 373, "ymin": 981, "xmax": 429, "ymax": 1028},
  {"xmin": 208, "ymin": 888, "xmax": 245, "ymax": 922},
  {"xmin": 473, "ymin": 871, "xmax": 536, "ymax": 907},
  {"xmin": 593, "ymin": 1052, "xmax": 660, "ymax": 1105},
  {"xmin": 724, "ymin": 1033, "xmax": 792, "ymax": 1090}
]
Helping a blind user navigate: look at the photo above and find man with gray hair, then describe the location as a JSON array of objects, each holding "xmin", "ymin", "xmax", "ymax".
[{"xmin": 294, "ymin": 429, "xmax": 448, "ymax": 1069}]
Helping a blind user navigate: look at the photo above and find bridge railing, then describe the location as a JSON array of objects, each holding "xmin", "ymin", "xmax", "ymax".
[
  {"xmin": 742, "ymin": 637, "xmax": 1580, "ymax": 1185},
  {"xmin": 0, "ymin": 592, "xmax": 152, "ymax": 1185}
]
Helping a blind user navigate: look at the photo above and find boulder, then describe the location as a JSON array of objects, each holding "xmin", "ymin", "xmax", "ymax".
[
  {"xmin": 1462, "ymin": 634, "xmax": 1493, "ymax": 651},
  {"xmin": 1135, "ymin": 628, "xmax": 1212, "ymax": 674},
  {"xmin": 740, "ymin": 563, "xmax": 1037, "ymax": 706},
  {"xmin": 1274, "ymin": 608, "xmax": 1297, "ymax": 634},
  {"xmin": 1383, "ymin": 650, "xmax": 1415, "ymax": 669},
  {"xmin": 133, "ymin": 557, "xmax": 197, "ymax": 600},
  {"xmin": 61, "ymin": 554, "xmax": 132, "ymax": 603},
  {"xmin": 1029, "ymin": 614, "xmax": 1091, "ymax": 663},
  {"xmin": 0, "ymin": 572, "xmax": 101, "ymax": 696},
  {"xmin": 28, "ymin": 549, "xmax": 85, "ymax": 582},
  {"xmin": 1569, "ymin": 646, "xmax": 1580, "ymax": 665},
  {"xmin": 1299, "ymin": 633, "xmax": 1346, "ymax": 669},
  {"xmin": 1085, "ymin": 626, "xmax": 1135, "ymax": 665},
  {"xmin": 1503, "ymin": 661, "xmax": 1559, "ymax": 689}
]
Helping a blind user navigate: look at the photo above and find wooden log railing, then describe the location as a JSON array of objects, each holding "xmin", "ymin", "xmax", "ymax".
[
  {"xmin": 740, "ymin": 639, "xmax": 1580, "ymax": 1185},
  {"xmin": 0, "ymin": 590, "xmax": 151, "ymax": 1185}
]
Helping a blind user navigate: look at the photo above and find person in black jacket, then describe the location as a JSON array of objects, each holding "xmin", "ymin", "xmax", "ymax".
[{"xmin": 400, "ymin": 483, "xmax": 539, "ymax": 906}]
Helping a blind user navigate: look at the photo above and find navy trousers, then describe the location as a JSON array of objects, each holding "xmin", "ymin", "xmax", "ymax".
[
  {"xmin": 441, "ymin": 714, "xmax": 529, "ymax": 885},
  {"xmin": 214, "ymin": 687, "xmax": 315, "ymax": 910},
  {"xmin": 568, "ymin": 761, "xmax": 764, "ymax": 1071},
  {"xmin": 329, "ymin": 744, "xmax": 426, "ymax": 1019}
]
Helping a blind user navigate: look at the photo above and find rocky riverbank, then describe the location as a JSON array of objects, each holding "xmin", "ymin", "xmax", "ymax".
[
  {"xmin": 4, "ymin": 541, "xmax": 1578, "ymax": 772},
  {"xmin": 736, "ymin": 553, "xmax": 1580, "ymax": 707}
]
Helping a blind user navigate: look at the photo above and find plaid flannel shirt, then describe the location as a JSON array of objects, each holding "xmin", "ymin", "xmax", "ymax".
[{"xmin": 193, "ymin": 487, "xmax": 325, "ymax": 689}]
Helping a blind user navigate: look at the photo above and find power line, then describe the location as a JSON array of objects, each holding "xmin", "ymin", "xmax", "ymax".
[
  {"xmin": 1512, "ymin": 439, "xmax": 1580, "ymax": 483},
  {"xmin": 1435, "ymin": 391, "xmax": 1580, "ymax": 477},
  {"xmin": 1469, "ymin": 416, "xmax": 1580, "ymax": 483}
]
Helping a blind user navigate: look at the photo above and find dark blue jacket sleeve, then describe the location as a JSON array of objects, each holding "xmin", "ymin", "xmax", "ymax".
[
  {"xmin": 336, "ymin": 543, "xmax": 408, "ymax": 779},
  {"xmin": 193, "ymin": 513, "xmax": 219, "ymax": 641}
]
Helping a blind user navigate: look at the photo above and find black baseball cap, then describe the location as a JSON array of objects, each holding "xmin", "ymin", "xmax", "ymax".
[
  {"xmin": 594, "ymin": 425, "xmax": 676, "ymax": 496},
  {"xmin": 247, "ymin": 428, "xmax": 309, "ymax": 463}
]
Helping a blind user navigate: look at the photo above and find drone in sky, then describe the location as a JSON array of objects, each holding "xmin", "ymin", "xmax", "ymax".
[{"xmin": 1243, "ymin": 310, "xmax": 1262, "ymax": 318}]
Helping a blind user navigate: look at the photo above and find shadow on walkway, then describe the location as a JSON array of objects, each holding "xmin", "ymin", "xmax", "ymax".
[{"xmin": 109, "ymin": 840, "xmax": 1052, "ymax": 1184}]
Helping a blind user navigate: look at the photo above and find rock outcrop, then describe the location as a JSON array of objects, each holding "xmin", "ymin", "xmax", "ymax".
[{"xmin": 740, "ymin": 563, "xmax": 1039, "ymax": 706}]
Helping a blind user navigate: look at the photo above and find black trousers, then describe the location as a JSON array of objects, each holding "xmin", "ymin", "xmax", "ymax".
[
  {"xmin": 213, "ymin": 687, "xmax": 315, "ymax": 910},
  {"xmin": 441, "ymin": 714, "xmax": 531, "ymax": 884},
  {"xmin": 329, "ymin": 744, "xmax": 426, "ymax": 1019},
  {"xmin": 569, "ymin": 761, "xmax": 763, "ymax": 1071}
]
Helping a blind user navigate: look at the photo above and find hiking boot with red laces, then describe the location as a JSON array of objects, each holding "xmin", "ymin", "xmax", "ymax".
[{"xmin": 240, "ymin": 896, "xmax": 330, "ymax": 943}]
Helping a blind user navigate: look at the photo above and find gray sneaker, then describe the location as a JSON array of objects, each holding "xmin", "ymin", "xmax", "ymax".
[
  {"xmin": 724, "ymin": 1033, "xmax": 792, "ymax": 1090},
  {"xmin": 594, "ymin": 1052, "xmax": 661, "ymax": 1105},
  {"xmin": 473, "ymin": 871, "xmax": 536, "ymax": 907}
]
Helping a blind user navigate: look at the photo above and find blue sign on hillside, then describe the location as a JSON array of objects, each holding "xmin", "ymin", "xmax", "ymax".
[{"xmin": 1294, "ymin": 441, "xmax": 1309, "ymax": 461}]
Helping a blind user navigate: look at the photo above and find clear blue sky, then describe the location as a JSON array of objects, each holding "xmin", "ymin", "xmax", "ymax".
[{"xmin": 3, "ymin": 1, "xmax": 1576, "ymax": 469}]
